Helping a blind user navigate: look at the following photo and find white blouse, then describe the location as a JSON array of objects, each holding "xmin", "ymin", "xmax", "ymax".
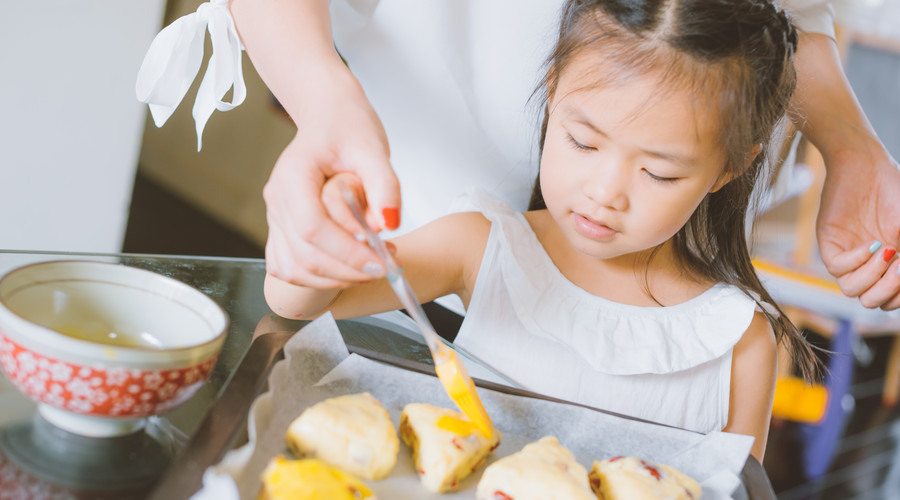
[{"xmin": 452, "ymin": 190, "xmax": 759, "ymax": 434}]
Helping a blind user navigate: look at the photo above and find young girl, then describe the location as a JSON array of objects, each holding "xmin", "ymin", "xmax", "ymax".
[{"xmin": 265, "ymin": 0, "xmax": 818, "ymax": 461}]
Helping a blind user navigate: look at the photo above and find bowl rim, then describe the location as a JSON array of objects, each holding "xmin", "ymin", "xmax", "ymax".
[{"xmin": 0, "ymin": 259, "xmax": 229, "ymax": 356}]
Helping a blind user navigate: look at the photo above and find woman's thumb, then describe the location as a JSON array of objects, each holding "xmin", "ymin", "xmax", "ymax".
[{"xmin": 355, "ymin": 160, "xmax": 402, "ymax": 232}]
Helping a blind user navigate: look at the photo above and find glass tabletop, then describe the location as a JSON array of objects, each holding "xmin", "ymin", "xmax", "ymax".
[{"xmin": 0, "ymin": 250, "xmax": 500, "ymax": 498}]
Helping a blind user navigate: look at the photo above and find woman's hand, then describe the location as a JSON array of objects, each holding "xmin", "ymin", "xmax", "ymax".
[
  {"xmin": 264, "ymin": 172, "xmax": 398, "ymax": 320},
  {"xmin": 262, "ymin": 72, "xmax": 401, "ymax": 289},
  {"xmin": 817, "ymin": 150, "xmax": 900, "ymax": 310},
  {"xmin": 230, "ymin": 0, "xmax": 401, "ymax": 289},
  {"xmin": 790, "ymin": 32, "xmax": 900, "ymax": 310}
]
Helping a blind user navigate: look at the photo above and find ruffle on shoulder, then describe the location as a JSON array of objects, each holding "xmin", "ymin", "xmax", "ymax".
[{"xmin": 457, "ymin": 188, "xmax": 758, "ymax": 375}]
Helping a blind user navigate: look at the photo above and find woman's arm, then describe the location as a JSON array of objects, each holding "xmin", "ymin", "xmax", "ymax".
[
  {"xmin": 790, "ymin": 32, "xmax": 900, "ymax": 310},
  {"xmin": 723, "ymin": 312, "xmax": 778, "ymax": 461},
  {"xmin": 265, "ymin": 210, "xmax": 492, "ymax": 320},
  {"xmin": 229, "ymin": 0, "xmax": 402, "ymax": 289},
  {"xmin": 229, "ymin": 0, "xmax": 344, "ymax": 122}
]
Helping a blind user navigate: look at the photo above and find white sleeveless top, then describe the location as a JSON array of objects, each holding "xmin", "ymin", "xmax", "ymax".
[{"xmin": 453, "ymin": 191, "xmax": 759, "ymax": 434}]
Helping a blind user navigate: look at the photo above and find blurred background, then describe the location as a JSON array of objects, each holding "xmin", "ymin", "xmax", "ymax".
[{"xmin": 2, "ymin": 0, "xmax": 900, "ymax": 498}]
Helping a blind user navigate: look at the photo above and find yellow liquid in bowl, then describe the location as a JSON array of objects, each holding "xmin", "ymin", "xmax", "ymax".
[
  {"xmin": 48, "ymin": 321, "xmax": 165, "ymax": 349},
  {"xmin": 8, "ymin": 285, "xmax": 187, "ymax": 350}
]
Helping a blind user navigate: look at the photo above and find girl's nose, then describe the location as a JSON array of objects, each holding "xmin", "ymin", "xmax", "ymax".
[{"xmin": 585, "ymin": 161, "xmax": 629, "ymax": 211}]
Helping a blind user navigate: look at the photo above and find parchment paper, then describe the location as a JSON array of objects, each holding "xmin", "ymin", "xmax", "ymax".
[{"xmin": 194, "ymin": 314, "xmax": 754, "ymax": 499}]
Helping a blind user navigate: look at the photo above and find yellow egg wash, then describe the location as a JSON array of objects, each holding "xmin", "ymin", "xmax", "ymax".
[
  {"xmin": 436, "ymin": 415, "xmax": 478, "ymax": 436},
  {"xmin": 261, "ymin": 457, "xmax": 374, "ymax": 500}
]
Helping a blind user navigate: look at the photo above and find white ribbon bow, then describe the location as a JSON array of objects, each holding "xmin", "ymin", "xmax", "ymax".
[{"xmin": 135, "ymin": 0, "xmax": 246, "ymax": 151}]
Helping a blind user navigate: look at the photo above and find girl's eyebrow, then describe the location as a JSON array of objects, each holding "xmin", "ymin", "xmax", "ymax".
[{"xmin": 567, "ymin": 109, "xmax": 696, "ymax": 168}]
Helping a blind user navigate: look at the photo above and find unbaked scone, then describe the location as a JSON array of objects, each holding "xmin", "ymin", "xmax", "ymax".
[
  {"xmin": 475, "ymin": 436, "xmax": 594, "ymax": 500},
  {"xmin": 399, "ymin": 402, "xmax": 501, "ymax": 492},
  {"xmin": 286, "ymin": 392, "xmax": 398, "ymax": 480},
  {"xmin": 259, "ymin": 456, "xmax": 376, "ymax": 500},
  {"xmin": 589, "ymin": 456, "xmax": 702, "ymax": 499}
]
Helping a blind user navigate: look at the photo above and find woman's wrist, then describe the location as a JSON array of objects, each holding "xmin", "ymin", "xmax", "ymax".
[
  {"xmin": 815, "ymin": 121, "xmax": 887, "ymax": 176},
  {"xmin": 277, "ymin": 60, "xmax": 364, "ymax": 126}
]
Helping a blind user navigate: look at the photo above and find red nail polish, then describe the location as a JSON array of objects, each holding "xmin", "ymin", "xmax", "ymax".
[
  {"xmin": 885, "ymin": 248, "xmax": 896, "ymax": 262},
  {"xmin": 382, "ymin": 207, "xmax": 400, "ymax": 230}
]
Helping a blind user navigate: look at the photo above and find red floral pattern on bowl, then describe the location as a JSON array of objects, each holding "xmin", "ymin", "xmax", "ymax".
[
  {"xmin": 0, "ymin": 335, "xmax": 218, "ymax": 418},
  {"xmin": 0, "ymin": 453, "xmax": 67, "ymax": 500}
]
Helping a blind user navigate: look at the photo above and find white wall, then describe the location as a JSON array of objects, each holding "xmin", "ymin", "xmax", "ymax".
[
  {"xmin": 0, "ymin": 0, "xmax": 166, "ymax": 253},
  {"xmin": 835, "ymin": 0, "xmax": 900, "ymax": 40}
]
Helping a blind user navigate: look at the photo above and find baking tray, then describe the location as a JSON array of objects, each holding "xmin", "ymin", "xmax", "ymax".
[{"xmin": 147, "ymin": 322, "xmax": 776, "ymax": 500}]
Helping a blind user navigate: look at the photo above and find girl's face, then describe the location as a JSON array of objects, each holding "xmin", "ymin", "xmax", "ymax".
[{"xmin": 539, "ymin": 58, "xmax": 732, "ymax": 265}]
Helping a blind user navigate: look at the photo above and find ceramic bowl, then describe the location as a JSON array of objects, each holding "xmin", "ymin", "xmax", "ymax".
[{"xmin": 0, "ymin": 260, "xmax": 228, "ymax": 437}]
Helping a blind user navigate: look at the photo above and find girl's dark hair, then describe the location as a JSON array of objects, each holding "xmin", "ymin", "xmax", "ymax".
[{"xmin": 529, "ymin": 0, "xmax": 819, "ymax": 381}]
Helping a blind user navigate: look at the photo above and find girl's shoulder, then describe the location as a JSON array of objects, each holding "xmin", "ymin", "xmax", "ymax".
[
  {"xmin": 406, "ymin": 210, "xmax": 492, "ymax": 256},
  {"xmin": 429, "ymin": 210, "xmax": 493, "ymax": 245},
  {"xmin": 442, "ymin": 188, "xmax": 532, "ymax": 248},
  {"xmin": 448, "ymin": 188, "xmax": 525, "ymax": 222}
]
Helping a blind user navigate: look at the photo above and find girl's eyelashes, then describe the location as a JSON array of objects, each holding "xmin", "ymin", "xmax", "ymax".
[
  {"xmin": 566, "ymin": 133, "xmax": 595, "ymax": 152},
  {"xmin": 643, "ymin": 169, "xmax": 680, "ymax": 184},
  {"xmin": 565, "ymin": 131, "xmax": 680, "ymax": 183}
]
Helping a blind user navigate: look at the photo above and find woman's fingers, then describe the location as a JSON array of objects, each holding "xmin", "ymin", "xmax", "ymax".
[
  {"xmin": 265, "ymin": 223, "xmax": 366, "ymax": 288},
  {"xmin": 820, "ymin": 239, "xmax": 883, "ymax": 278},
  {"xmin": 857, "ymin": 259, "xmax": 900, "ymax": 309},
  {"xmin": 264, "ymin": 163, "xmax": 383, "ymax": 286},
  {"xmin": 320, "ymin": 174, "xmax": 369, "ymax": 239},
  {"xmin": 352, "ymin": 154, "xmax": 402, "ymax": 231},
  {"xmin": 880, "ymin": 289, "xmax": 900, "ymax": 311},
  {"xmin": 836, "ymin": 243, "xmax": 896, "ymax": 297}
]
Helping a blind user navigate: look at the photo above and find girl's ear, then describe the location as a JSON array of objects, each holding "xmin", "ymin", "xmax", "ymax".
[{"xmin": 709, "ymin": 144, "xmax": 762, "ymax": 193}]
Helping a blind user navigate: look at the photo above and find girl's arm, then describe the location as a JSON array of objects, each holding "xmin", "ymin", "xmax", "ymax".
[
  {"xmin": 723, "ymin": 312, "xmax": 778, "ymax": 461},
  {"xmin": 264, "ymin": 211, "xmax": 492, "ymax": 320}
]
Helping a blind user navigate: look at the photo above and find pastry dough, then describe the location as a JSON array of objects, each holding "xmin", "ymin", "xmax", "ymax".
[
  {"xmin": 475, "ymin": 436, "xmax": 594, "ymax": 500},
  {"xmin": 286, "ymin": 392, "xmax": 398, "ymax": 480},
  {"xmin": 589, "ymin": 456, "xmax": 702, "ymax": 499},
  {"xmin": 399, "ymin": 402, "xmax": 501, "ymax": 492},
  {"xmin": 259, "ymin": 456, "xmax": 376, "ymax": 500}
]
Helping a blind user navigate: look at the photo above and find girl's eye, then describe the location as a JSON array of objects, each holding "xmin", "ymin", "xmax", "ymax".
[
  {"xmin": 566, "ymin": 134, "xmax": 595, "ymax": 152},
  {"xmin": 644, "ymin": 170, "xmax": 680, "ymax": 184}
]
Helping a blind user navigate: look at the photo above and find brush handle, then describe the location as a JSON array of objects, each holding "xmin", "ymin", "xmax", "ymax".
[{"xmin": 386, "ymin": 272, "xmax": 446, "ymax": 361}]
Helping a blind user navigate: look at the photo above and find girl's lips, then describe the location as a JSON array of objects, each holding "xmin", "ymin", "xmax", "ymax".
[{"xmin": 574, "ymin": 213, "xmax": 618, "ymax": 240}]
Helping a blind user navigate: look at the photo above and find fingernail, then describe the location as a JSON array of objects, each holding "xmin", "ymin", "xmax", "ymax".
[
  {"xmin": 869, "ymin": 241, "xmax": 883, "ymax": 254},
  {"xmin": 363, "ymin": 262, "xmax": 384, "ymax": 278},
  {"xmin": 382, "ymin": 208, "xmax": 400, "ymax": 230},
  {"xmin": 354, "ymin": 232, "xmax": 366, "ymax": 242},
  {"xmin": 884, "ymin": 248, "xmax": 896, "ymax": 262}
]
